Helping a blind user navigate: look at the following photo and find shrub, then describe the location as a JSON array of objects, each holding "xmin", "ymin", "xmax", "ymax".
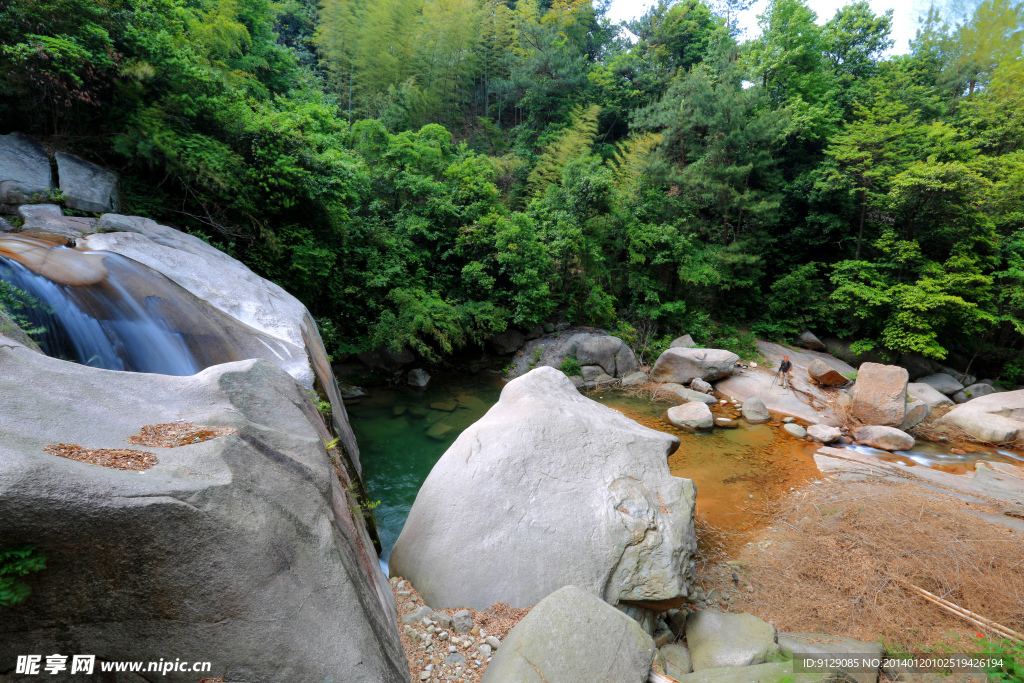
[
  {"xmin": 559, "ymin": 357, "xmax": 582, "ymax": 377},
  {"xmin": 0, "ymin": 545, "xmax": 46, "ymax": 607}
]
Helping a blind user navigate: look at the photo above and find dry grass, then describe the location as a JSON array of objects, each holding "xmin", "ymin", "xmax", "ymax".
[
  {"xmin": 712, "ymin": 478, "xmax": 1024, "ymax": 651},
  {"xmin": 44, "ymin": 443, "xmax": 158, "ymax": 471},
  {"xmin": 128, "ymin": 422, "xmax": 235, "ymax": 447}
]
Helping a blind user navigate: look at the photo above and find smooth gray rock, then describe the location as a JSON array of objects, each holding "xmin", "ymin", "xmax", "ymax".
[
  {"xmin": 0, "ymin": 132, "xmax": 53, "ymax": 210},
  {"xmin": 783, "ymin": 423, "xmax": 807, "ymax": 438},
  {"xmin": 797, "ymin": 330, "xmax": 825, "ymax": 351},
  {"xmin": 658, "ymin": 383, "xmax": 718, "ymax": 405},
  {"xmin": 581, "ymin": 364, "xmax": 609, "ymax": 381},
  {"xmin": 651, "ymin": 347, "xmax": 740, "ymax": 384},
  {"xmin": 741, "ymin": 397, "xmax": 771, "ymax": 424},
  {"xmin": 807, "ymin": 424, "xmax": 841, "ymax": 443},
  {"xmin": 506, "ymin": 330, "xmax": 636, "ymax": 378},
  {"xmin": 907, "ymin": 382, "xmax": 955, "ymax": 408},
  {"xmin": 854, "ymin": 425, "xmax": 915, "ymax": 451},
  {"xmin": 685, "ymin": 610, "xmax": 779, "ymax": 670},
  {"xmin": 407, "ymin": 368, "xmax": 431, "ymax": 388},
  {"xmin": 670, "ymin": 334, "xmax": 697, "ymax": 348},
  {"xmin": 953, "ymin": 382, "xmax": 997, "ymax": 404},
  {"xmin": 778, "ymin": 632, "xmax": 883, "ymax": 683},
  {"xmin": 491, "ymin": 329, "xmax": 525, "ymax": 355},
  {"xmin": 851, "ymin": 363, "xmax": 908, "ymax": 427},
  {"xmin": 941, "ymin": 390, "xmax": 1024, "ymax": 443},
  {"xmin": 900, "ymin": 400, "xmax": 931, "ymax": 431},
  {"xmin": 452, "ymin": 610, "xmax": 473, "ymax": 634},
  {"xmin": 917, "ymin": 373, "xmax": 964, "ymax": 396},
  {"xmin": 673, "ymin": 662, "xmax": 792, "ymax": 683},
  {"xmin": 621, "ymin": 371, "xmax": 648, "ymax": 387},
  {"xmin": 55, "ymin": 151, "xmax": 121, "ymax": 213},
  {"xmin": 480, "ymin": 586, "xmax": 656, "ymax": 683},
  {"xmin": 691, "ymin": 377, "xmax": 714, "ymax": 394},
  {"xmin": 806, "ymin": 358, "xmax": 849, "ymax": 386},
  {"xmin": 390, "ymin": 367, "xmax": 697, "ymax": 612},
  {"xmin": 577, "ymin": 335, "xmax": 623, "ymax": 374},
  {"xmin": 899, "ymin": 353, "xmax": 940, "ymax": 380},
  {"xmin": 660, "ymin": 644, "xmax": 693, "ymax": 677},
  {"xmin": 978, "ymin": 378, "xmax": 995, "ymax": 386},
  {"xmin": 0, "ymin": 349, "xmax": 407, "ymax": 683},
  {"xmin": 16, "ymin": 203, "xmax": 97, "ymax": 241},
  {"xmin": 402, "ymin": 605, "xmax": 434, "ymax": 624},
  {"xmin": 667, "ymin": 402, "xmax": 714, "ymax": 431}
]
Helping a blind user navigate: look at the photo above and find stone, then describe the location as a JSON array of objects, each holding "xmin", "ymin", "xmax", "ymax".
[
  {"xmin": 426, "ymin": 422, "xmax": 454, "ymax": 441},
  {"xmin": 851, "ymin": 363, "xmax": 909, "ymax": 427},
  {"xmin": 621, "ymin": 371, "xmax": 648, "ymax": 387},
  {"xmin": 0, "ymin": 352, "xmax": 406, "ymax": 682},
  {"xmin": 685, "ymin": 610, "xmax": 779, "ymax": 670},
  {"xmin": 506, "ymin": 330, "xmax": 636, "ymax": 378},
  {"xmin": 820, "ymin": 337, "xmax": 886, "ymax": 366},
  {"xmin": 452, "ymin": 610, "xmax": 474, "ymax": 634},
  {"xmin": 673, "ymin": 662, "xmax": 793, "ymax": 683},
  {"xmin": 479, "ymin": 644, "xmax": 492, "ymax": 658},
  {"xmin": 854, "ymin": 425, "xmax": 915, "ymax": 451},
  {"xmin": 0, "ymin": 309, "xmax": 42, "ymax": 353},
  {"xmin": 907, "ymin": 382, "xmax": 955, "ymax": 408},
  {"xmin": 741, "ymin": 397, "xmax": 770, "ymax": 424},
  {"xmin": 783, "ymin": 423, "xmax": 807, "ymax": 438},
  {"xmin": 390, "ymin": 367, "xmax": 696, "ymax": 612},
  {"xmin": 690, "ymin": 378, "xmax": 714, "ymax": 394},
  {"xmin": 806, "ymin": 424, "xmax": 841, "ymax": 443},
  {"xmin": 485, "ymin": 636, "xmax": 500, "ymax": 650},
  {"xmin": 657, "ymin": 383, "xmax": 718, "ymax": 405},
  {"xmin": 898, "ymin": 353, "xmax": 940, "ymax": 380},
  {"xmin": 900, "ymin": 400, "xmax": 932, "ymax": 431},
  {"xmin": 0, "ymin": 132, "xmax": 54, "ymax": 210},
  {"xmin": 358, "ymin": 346, "xmax": 416, "ymax": 374},
  {"xmin": 660, "ymin": 644, "xmax": 692, "ymax": 677},
  {"xmin": 978, "ymin": 378, "xmax": 995, "ymax": 386},
  {"xmin": 444, "ymin": 653, "xmax": 466, "ymax": 667},
  {"xmin": 806, "ymin": 358, "xmax": 849, "ymax": 386},
  {"xmin": 953, "ymin": 382, "xmax": 997, "ymax": 404},
  {"xmin": 917, "ymin": 373, "xmax": 964, "ymax": 396},
  {"xmin": 434, "ymin": 613, "xmax": 452, "ymax": 630},
  {"xmin": 403, "ymin": 605, "xmax": 434, "ymax": 624},
  {"xmin": 782, "ymin": 417, "xmax": 795, "ymax": 423},
  {"xmin": 55, "ymin": 151, "xmax": 121, "ymax": 213},
  {"xmin": 479, "ymin": 586, "xmax": 655, "ymax": 683},
  {"xmin": 17, "ymin": 203, "xmax": 97, "ymax": 240},
  {"xmin": 491, "ymin": 329, "xmax": 525, "ymax": 355},
  {"xmin": 670, "ymin": 334, "xmax": 697, "ymax": 348},
  {"xmin": 430, "ymin": 400, "xmax": 458, "ymax": 412},
  {"xmin": 941, "ymin": 390, "xmax": 1024, "ymax": 444},
  {"xmin": 577, "ymin": 335, "xmax": 623, "ymax": 375},
  {"xmin": 797, "ymin": 330, "xmax": 825, "ymax": 351},
  {"xmin": 667, "ymin": 402, "xmax": 714, "ymax": 431},
  {"xmin": 524, "ymin": 325, "xmax": 543, "ymax": 340},
  {"xmin": 408, "ymin": 368, "xmax": 431, "ymax": 388},
  {"xmin": 581, "ymin": 364, "xmax": 607, "ymax": 381},
  {"xmin": 715, "ymin": 418, "xmax": 738, "ymax": 429},
  {"xmin": 778, "ymin": 632, "xmax": 883, "ymax": 683},
  {"xmin": 650, "ymin": 347, "xmax": 740, "ymax": 384}
]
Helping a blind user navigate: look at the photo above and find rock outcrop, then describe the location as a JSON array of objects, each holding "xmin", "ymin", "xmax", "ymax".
[
  {"xmin": 481, "ymin": 586, "xmax": 656, "ymax": 683},
  {"xmin": 0, "ymin": 132, "xmax": 53, "ymax": 212},
  {"xmin": 389, "ymin": 367, "xmax": 697, "ymax": 614},
  {"xmin": 505, "ymin": 329, "xmax": 639, "ymax": 380},
  {"xmin": 797, "ymin": 330, "xmax": 825, "ymax": 351},
  {"xmin": 490, "ymin": 328, "xmax": 525, "ymax": 355},
  {"xmin": 650, "ymin": 347, "xmax": 739, "ymax": 384},
  {"xmin": 854, "ymin": 425, "xmax": 915, "ymax": 451},
  {"xmin": 0, "ymin": 338, "xmax": 408, "ymax": 683},
  {"xmin": 941, "ymin": 390, "xmax": 1024, "ymax": 443},
  {"xmin": 850, "ymin": 363, "xmax": 908, "ymax": 427},
  {"xmin": 55, "ymin": 151, "xmax": 121, "ymax": 213}
]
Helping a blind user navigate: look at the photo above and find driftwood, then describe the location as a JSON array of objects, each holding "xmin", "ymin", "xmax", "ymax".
[{"xmin": 901, "ymin": 579, "xmax": 1024, "ymax": 643}]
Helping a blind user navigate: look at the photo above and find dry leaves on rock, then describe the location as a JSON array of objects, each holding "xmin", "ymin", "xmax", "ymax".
[
  {"xmin": 44, "ymin": 443, "xmax": 158, "ymax": 471},
  {"xmin": 128, "ymin": 422, "xmax": 235, "ymax": 447}
]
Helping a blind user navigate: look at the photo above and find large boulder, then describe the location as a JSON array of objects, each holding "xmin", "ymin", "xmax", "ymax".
[
  {"xmin": 656, "ymin": 383, "xmax": 717, "ymax": 405},
  {"xmin": 741, "ymin": 397, "xmax": 770, "ymax": 424},
  {"xmin": 900, "ymin": 400, "xmax": 932, "ymax": 431},
  {"xmin": 55, "ymin": 151, "xmax": 121, "ymax": 213},
  {"xmin": 0, "ymin": 132, "xmax": 53, "ymax": 212},
  {"xmin": 490, "ymin": 328, "xmax": 525, "ymax": 355},
  {"xmin": 389, "ymin": 367, "xmax": 698, "ymax": 612},
  {"xmin": 480, "ymin": 586, "xmax": 656, "ymax": 683},
  {"xmin": 953, "ymin": 382, "xmax": 997, "ymax": 404},
  {"xmin": 506, "ymin": 329, "xmax": 638, "ymax": 379},
  {"xmin": 907, "ymin": 382, "xmax": 955, "ymax": 408},
  {"xmin": 685, "ymin": 610, "xmax": 779, "ymax": 670},
  {"xmin": 806, "ymin": 358, "xmax": 849, "ymax": 386},
  {"xmin": 854, "ymin": 425, "xmax": 915, "ymax": 451},
  {"xmin": 820, "ymin": 337, "xmax": 886, "ymax": 366},
  {"xmin": 917, "ymin": 372, "xmax": 964, "ymax": 396},
  {"xmin": 670, "ymin": 334, "xmax": 697, "ymax": 348},
  {"xmin": 797, "ymin": 330, "xmax": 825, "ymax": 351},
  {"xmin": 850, "ymin": 363, "xmax": 908, "ymax": 427},
  {"xmin": 650, "ymin": 347, "xmax": 739, "ymax": 384},
  {"xmin": 17, "ymin": 203, "xmax": 97, "ymax": 240},
  {"xmin": 666, "ymin": 402, "xmax": 714, "ymax": 431},
  {"xmin": 941, "ymin": 390, "xmax": 1024, "ymax": 444},
  {"xmin": 0, "ymin": 342, "xmax": 408, "ymax": 683}
]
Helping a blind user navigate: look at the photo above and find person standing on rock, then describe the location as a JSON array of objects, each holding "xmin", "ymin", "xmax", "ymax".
[{"xmin": 779, "ymin": 356, "xmax": 793, "ymax": 389}]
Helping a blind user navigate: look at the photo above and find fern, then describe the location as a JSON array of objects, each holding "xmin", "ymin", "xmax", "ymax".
[
  {"xmin": 608, "ymin": 132, "xmax": 662, "ymax": 194},
  {"xmin": 527, "ymin": 103, "xmax": 601, "ymax": 192}
]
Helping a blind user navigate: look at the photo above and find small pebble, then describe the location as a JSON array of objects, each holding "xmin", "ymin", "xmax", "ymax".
[
  {"xmin": 419, "ymin": 672, "xmax": 430, "ymax": 681},
  {"xmin": 746, "ymin": 585, "xmax": 754, "ymax": 593},
  {"xmin": 485, "ymin": 635, "xmax": 500, "ymax": 650},
  {"xmin": 398, "ymin": 590, "xmax": 411, "ymax": 597},
  {"xmin": 479, "ymin": 644, "xmax": 492, "ymax": 657},
  {"xmin": 449, "ymin": 646, "xmax": 457, "ymax": 653}
]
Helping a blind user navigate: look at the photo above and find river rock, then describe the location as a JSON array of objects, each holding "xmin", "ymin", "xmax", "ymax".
[
  {"xmin": 854, "ymin": 425, "xmax": 915, "ymax": 451},
  {"xmin": 797, "ymin": 330, "xmax": 825, "ymax": 351},
  {"xmin": 667, "ymin": 402, "xmax": 714, "ymax": 431},
  {"xmin": 900, "ymin": 400, "xmax": 931, "ymax": 431},
  {"xmin": 16, "ymin": 203, "xmax": 98, "ymax": 240},
  {"xmin": 783, "ymin": 423, "xmax": 807, "ymax": 438},
  {"xmin": 506, "ymin": 330, "xmax": 637, "ymax": 378},
  {"xmin": 581, "ymin": 364, "xmax": 612, "ymax": 382},
  {"xmin": 55, "ymin": 151, "xmax": 121, "ymax": 213},
  {"xmin": 650, "ymin": 347, "xmax": 740, "ymax": 384},
  {"xmin": 953, "ymin": 382, "xmax": 997, "ymax": 404},
  {"xmin": 917, "ymin": 372, "xmax": 964, "ymax": 396},
  {"xmin": 673, "ymin": 663, "xmax": 792, "ymax": 683},
  {"xmin": 806, "ymin": 358, "xmax": 849, "ymax": 386},
  {"xmin": 389, "ymin": 367, "xmax": 697, "ymax": 612},
  {"xmin": 741, "ymin": 397, "xmax": 770, "ymax": 424},
  {"xmin": 0, "ymin": 132, "xmax": 54, "ymax": 211},
  {"xmin": 408, "ymin": 368, "xmax": 431, "ymax": 388},
  {"xmin": 685, "ymin": 610, "xmax": 779, "ymax": 670},
  {"xmin": 452, "ymin": 610, "xmax": 474, "ymax": 634},
  {"xmin": 657, "ymin": 383, "xmax": 717, "ymax": 405},
  {"xmin": 480, "ymin": 585, "xmax": 655, "ymax": 683},
  {"xmin": 778, "ymin": 633, "xmax": 883, "ymax": 683},
  {"xmin": 670, "ymin": 334, "xmax": 697, "ymax": 348},
  {"xmin": 621, "ymin": 371, "xmax": 648, "ymax": 387},
  {"xmin": 690, "ymin": 377, "xmax": 714, "ymax": 394},
  {"xmin": 577, "ymin": 335, "xmax": 623, "ymax": 374},
  {"xmin": 807, "ymin": 424, "xmax": 841, "ymax": 443},
  {"xmin": 660, "ymin": 644, "xmax": 692, "ymax": 677},
  {"xmin": 491, "ymin": 328, "xmax": 525, "ymax": 355},
  {"xmin": 715, "ymin": 418, "xmax": 738, "ymax": 429},
  {"xmin": 941, "ymin": 390, "xmax": 1024, "ymax": 443},
  {"xmin": 851, "ymin": 363, "xmax": 908, "ymax": 426},
  {"xmin": 907, "ymin": 382, "xmax": 955, "ymax": 408},
  {"xmin": 0, "ymin": 347, "xmax": 407, "ymax": 682}
]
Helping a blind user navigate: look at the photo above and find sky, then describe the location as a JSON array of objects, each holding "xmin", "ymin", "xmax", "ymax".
[{"xmin": 605, "ymin": 0, "xmax": 933, "ymax": 56}]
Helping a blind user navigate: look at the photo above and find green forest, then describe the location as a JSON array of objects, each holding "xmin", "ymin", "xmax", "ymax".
[{"xmin": 2, "ymin": 0, "xmax": 1023, "ymax": 377}]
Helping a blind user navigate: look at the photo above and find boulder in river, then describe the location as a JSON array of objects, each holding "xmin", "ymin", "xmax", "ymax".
[
  {"xmin": 900, "ymin": 400, "xmax": 931, "ymax": 431},
  {"xmin": 797, "ymin": 330, "xmax": 825, "ymax": 351},
  {"xmin": 907, "ymin": 382, "xmax": 955, "ymax": 408},
  {"xmin": 389, "ymin": 367, "xmax": 697, "ymax": 613},
  {"xmin": 650, "ymin": 347, "xmax": 739, "ymax": 384},
  {"xmin": 741, "ymin": 397, "xmax": 770, "ymax": 424},
  {"xmin": 917, "ymin": 372, "xmax": 964, "ymax": 396},
  {"xmin": 621, "ymin": 371, "xmax": 648, "ymax": 387},
  {"xmin": 480, "ymin": 586, "xmax": 656, "ymax": 683},
  {"xmin": 670, "ymin": 334, "xmax": 697, "ymax": 348},
  {"xmin": 806, "ymin": 358, "xmax": 849, "ymax": 386},
  {"xmin": 56, "ymin": 151, "xmax": 121, "ymax": 213},
  {"xmin": 941, "ymin": 390, "xmax": 1024, "ymax": 443},
  {"xmin": 0, "ymin": 341, "xmax": 407, "ymax": 682},
  {"xmin": 667, "ymin": 402, "xmax": 714, "ymax": 431},
  {"xmin": 490, "ymin": 328, "xmax": 525, "ymax": 355},
  {"xmin": 685, "ymin": 610, "xmax": 779, "ymax": 670},
  {"xmin": 506, "ymin": 329, "xmax": 638, "ymax": 379},
  {"xmin": 850, "ymin": 363, "xmax": 908, "ymax": 427},
  {"xmin": 807, "ymin": 424, "xmax": 841, "ymax": 443},
  {"xmin": 0, "ymin": 132, "xmax": 53, "ymax": 211},
  {"xmin": 407, "ymin": 368, "xmax": 431, "ymax": 388},
  {"xmin": 783, "ymin": 423, "xmax": 807, "ymax": 438},
  {"xmin": 953, "ymin": 382, "xmax": 997, "ymax": 404},
  {"xmin": 854, "ymin": 425, "xmax": 915, "ymax": 451},
  {"xmin": 657, "ymin": 383, "xmax": 717, "ymax": 405}
]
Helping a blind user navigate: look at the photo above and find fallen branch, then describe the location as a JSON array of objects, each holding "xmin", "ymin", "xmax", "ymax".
[{"xmin": 900, "ymin": 579, "xmax": 1024, "ymax": 643}]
